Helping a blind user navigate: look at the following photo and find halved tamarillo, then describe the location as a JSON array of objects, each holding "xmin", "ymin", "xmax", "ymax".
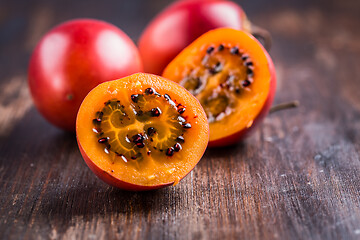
[
  {"xmin": 163, "ymin": 28, "xmax": 276, "ymax": 147},
  {"xmin": 76, "ymin": 73, "xmax": 209, "ymax": 191}
]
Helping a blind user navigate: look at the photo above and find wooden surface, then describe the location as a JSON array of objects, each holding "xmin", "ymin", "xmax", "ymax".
[{"xmin": 1, "ymin": 0, "xmax": 360, "ymax": 239}]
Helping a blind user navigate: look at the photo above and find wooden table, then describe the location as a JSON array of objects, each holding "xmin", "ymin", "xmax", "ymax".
[{"xmin": 1, "ymin": 0, "xmax": 359, "ymax": 239}]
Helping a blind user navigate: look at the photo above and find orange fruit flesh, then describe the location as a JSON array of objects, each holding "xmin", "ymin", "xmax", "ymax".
[
  {"xmin": 76, "ymin": 73, "xmax": 209, "ymax": 187},
  {"xmin": 163, "ymin": 28, "xmax": 271, "ymax": 143}
]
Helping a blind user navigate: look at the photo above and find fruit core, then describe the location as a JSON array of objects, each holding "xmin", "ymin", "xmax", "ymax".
[
  {"xmin": 179, "ymin": 44, "xmax": 255, "ymax": 123},
  {"xmin": 92, "ymin": 88, "xmax": 190, "ymax": 164}
]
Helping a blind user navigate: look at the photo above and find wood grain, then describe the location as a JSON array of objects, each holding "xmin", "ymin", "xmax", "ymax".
[{"xmin": 0, "ymin": 0, "xmax": 359, "ymax": 239}]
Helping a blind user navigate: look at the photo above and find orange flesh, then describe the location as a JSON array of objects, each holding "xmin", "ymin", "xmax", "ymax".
[
  {"xmin": 163, "ymin": 28, "xmax": 271, "ymax": 142},
  {"xmin": 76, "ymin": 73, "xmax": 208, "ymax": 187}
]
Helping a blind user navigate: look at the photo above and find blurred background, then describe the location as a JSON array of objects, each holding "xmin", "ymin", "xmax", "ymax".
[
  {"xmin": 1, "ymin": 0, "xmax": 359, "ymax": 125},
  {"xmin": 0, "ymin": 0, "xmax": 359, "ymax": 239}
]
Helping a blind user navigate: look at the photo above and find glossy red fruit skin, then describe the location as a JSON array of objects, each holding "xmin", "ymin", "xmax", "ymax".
[
  {"xmin": 208, "ymin": 50, "xmax": 276, "ymax": 147},
  {"xmin": 78, "ymin": 138, "xmax": 207, "ymax": 191},
  {"xmin": 138, "ymin": 0, "xmax": 249, "ymax": 75},
  {"xmin": 77, "ymin": 140, "xmax": 173, "ymax": 191},
  {"xmin": 28, "ymin": 19, "xmax": 143, "ymax": 131}
]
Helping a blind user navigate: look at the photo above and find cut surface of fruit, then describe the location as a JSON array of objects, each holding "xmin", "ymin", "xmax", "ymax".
[
  {"xmin": 163, "ymin": 28, "xmax": 276, "ymax": 146},
  {"xmin": 76, "ymin": 73, "xmax": 209, "ymax": 190}
]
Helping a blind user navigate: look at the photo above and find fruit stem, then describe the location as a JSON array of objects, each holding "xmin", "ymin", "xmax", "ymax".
[
  {"xmin": 251, "ymin": 24, "xmax": 272, "ymax": 51},
  {"xmin": 270, "ymin": 101, "xmax": 299, "ymax": 114}
]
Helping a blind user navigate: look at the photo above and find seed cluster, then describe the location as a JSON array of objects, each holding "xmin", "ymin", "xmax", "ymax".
[
  {"xmin": 132, "ymin": 133, "xmax": 145, "ymax": 148},
  {"xmin": 92, "ymin": 88, "xmax": 191, "ymax": 163},
  {"xmin": 180, "ymin": 44, "xmax": 255, "ymax": 123}
]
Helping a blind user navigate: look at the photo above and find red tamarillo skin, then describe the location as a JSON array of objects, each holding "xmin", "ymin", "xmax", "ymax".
[
  {"xmin": 138, "ymin": 0, "xmax": 251, "ymax": 75},
  {"xmin": 77, "ymin": 140, "xmax": 173, "ymax": 191},
  {"xmin": 28, "ymin": 19, "xmax": 143, "ymax": 131}
]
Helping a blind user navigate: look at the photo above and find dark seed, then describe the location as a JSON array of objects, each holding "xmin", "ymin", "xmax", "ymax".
[
  {"xmin": 218, "ymin": 44, "xmax": 224, "ymax": 51},
  {"xmin": 147, "ymin": 151, "xmax": 151, "ymax": 155},
  {"xmin": 164, "ymin": 94, "xmax": 171, "ymax": 100},
  {"xmin": 247, "ymin": 68, "xmax": 254, "ymax": 77},
  {"xmin": 145, "ymin": 87, "xmax": 154, "ymax": 94},
  {"xmin": 93, "ymin": 118, "xmax": 101, "ymax": 125},
  {"xmin": 136, "ymin": 142, "xmax": 145, "ymax": 148},
  {"xmin": 210, "ymin": 62, "xmax": 222, "ymax": 74},
  {"xmin": 235, "ymin": 87, "xmax": 241, "ymax": 93},
  {"xmin": 215, "ymin": 61, "xmax": 222, "ymax": 69},
  {"xmin": 242, "ymin": 79, "xmax": 251, "ymax": 87},
  {"xmin": 183, "ymin": 123, "xmax": 192, "ymax": 128},
  {"xmin": 241, "ymin": 54, "xmax": 249, "ymax": 61},
  {"xmin": 245, "ymin": 61, "xmax": 253, "ymax": 66},
  {"xmin": 230, "ymin": 46, "xmax": 239, "ymax": 55},
  {"xmin": 206, "ymin": 46, "xmax": 214, "ymax": 54},
  {"xmin": 150, "ymin": 107, "xmax": 161, "ymax": 117},
  {"xmin": 111, "ymin": 170, "xmax": 114, "ymax": 172},
  {"xmin": 132, "ymin": 134, "xmax": 144, "ymax": 144},
  {"xmin": 131, "ymin": 156, "xmax": 137, "ymax": 160},
  {"xmin": 98, "ymin": 137, "xmax": 108, "ymax": 143},
  {"xmin": 96, "ymin": 111, "xmax": 104, "ymax": 118},
  {"xmin": 131, "ymin": 94, "xmax": 139, "ymax": 103},
  {"xmin": 176, "ymin": 136, "xmax": 185, "ymax": 143},
  {"xmin": 147, "ymin": 127, "xmax": 156, "ymax": 136},
  {"xmin": 174, "ymin": 143, "xmax": 182, "ymax": 152},
  {"xmin": 166, "ymin": 147, "xmax": 175, "ymax": 156},
  {"xmin": 178, "ymin": 108, "xmax": 186, "ymax": 114}
]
